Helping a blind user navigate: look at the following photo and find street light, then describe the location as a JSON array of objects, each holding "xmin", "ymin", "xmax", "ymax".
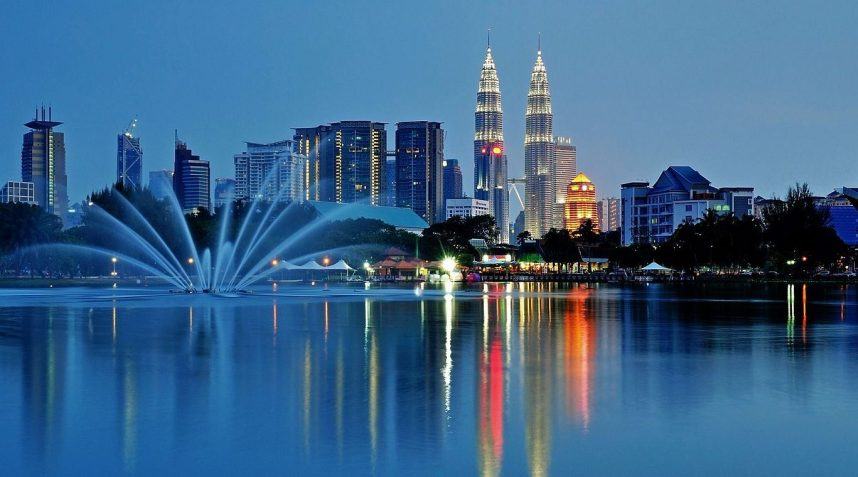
[
  {"xmin": 271, "ymin": 259, "xmax": 279, "ymax": 266},
  {"xmin": 187, "ymin": 257, "xmax": 195, "ymax": 265},
  {"xmin": 110, "ymin": 257, "xmax": 118, "ymax": 277},
  {"xmin": 442, "ymin": 257, "xmax": 457, "ymax": 274},
  {"xmin": 323, "ymin": 257, "xmax": 330, "ymax": 266}
]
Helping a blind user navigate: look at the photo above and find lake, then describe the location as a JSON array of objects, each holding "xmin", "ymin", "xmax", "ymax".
[{"xmin": 0, "ymin": 282, "xmax": 856, "ymax": 475}]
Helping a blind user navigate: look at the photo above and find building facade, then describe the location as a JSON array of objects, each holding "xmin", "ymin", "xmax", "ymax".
[
  {"xmin": 446, "ymin": 197, "xmax": 490, "ymax": 220},
  {"xmin": 173, "ymin": 138, "xmax": 210, "ymax": 212},
  {"xmin": 524, "ymin": 48, "xmax": 555, "ymax": 238},
  {"xmin": 21, "ymin": 107, "xmax": 67, "ymax": 217},
  {"xmin": 598, "ymin": 197, "xmax": 620, "ymax": 232},
  {"xmin": 117, "ymin": 122, "xmax": 142, "ymax": 188},
  {"xmin": 816, "ymin": 187, "xmax": 858, "ymax": 246},
  {"xmin": 564, "ymin": 172, "xmax": 599, "ymax": 232},
  {"xmin": 553, "ymin": 136, "xmax": 576, "ymax": 228},
  {"xmin": 233, "ymin": 140, "xmax": 306, "ymax": 203},
  {"xmin": 620, "ymin": 166, "xmax": 754, "ymax": 246},
  {"xmin": 385, "ymin": 155, "xmax": 396, "ymax": 207},
  {"xmin": 214, "ymin": 178, "xmax": 236, "ymax": 209},
  {"xmin": 474, "ymin": 44, "xmax": 509, "ymax": 242},
  {"xmin": 294, "ymin": 121, "xmax": 387, "ymax": 205},
  {"xmin": 149, "ymin": 170, "xmax": 174, "ymax": 201},
  {"xmin": 443, "ymin": 159, "xmax": 463, "ymax": 203},
  {"xmin": 395, "ymin": 121, "xmax": 444, "ymax": 223},
  {"xmin": 1, "ymin": 181, "xmax": 35, "ymax": 204}
]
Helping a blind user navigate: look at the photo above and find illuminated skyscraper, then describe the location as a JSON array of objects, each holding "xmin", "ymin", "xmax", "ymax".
[
  {"xmin": 395, "ymin": 121, "xmax": 444, "ymax": 223},
  {"xmin": 564, "ymin": 172, "xmax": 599, "ymax": 232},
  {"xmin": 552, "ymin": 136, "xmax": 576, "ymax": 228},
  {"xmin": 116, "ymin": 119, "xmax": 142, "ymax": 188},
  {"xmin": 21, "ymin": 107, "xmax": 67, "ymax": 218},
  {"xmin": 524, "ymin": 45, "xmax": 554, "ymax": 237},
  {"xmin": 474, "ymin": 40, "xmax": 509, "ymax": 242},
  {"xmin": 294, "ymin": 121, "xmax": 387, "ymax": 205}
]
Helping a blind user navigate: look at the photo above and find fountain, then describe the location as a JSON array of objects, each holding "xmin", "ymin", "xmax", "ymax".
[{"xmin": 41, "ymin": 172, "xmax": 368, "ymax": 294}]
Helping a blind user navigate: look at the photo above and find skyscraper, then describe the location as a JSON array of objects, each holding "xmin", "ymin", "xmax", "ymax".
[
  {"xmin": 233, "ymin": 140, "xmax": 306, "ymax": 203},
  {"xmin": 443, "ymin": 159, "xmax": 463, "ymax": 203},
  {"xmin": 116, "ymin": 119, "xmax": 143, "ymax": 189},
  {"xmin": 21, "ymin": 107, "xmax": 67, "ymax": 217},
  {"xmin": 385, "ymin": 155, "xmax": 396, "ymax": 207},
  {"xmin": 564, "ymin": 172, "xmax": 599, "ymax": 232},
  {"xmin": 524, "ymin": 45, "xmax": 554, "ymax": 237},
  {"xmin": 552, "ymin": 136, "xmax": 576, "ymax": 228},
  {"xmin": 294, "ymin": 121, "xmax": 387, "ymax": 205},
  {"xmin": 172, "ymin": 135, "xmax": 210, "ymax": 212},
  {"xmin": 474, "ymin": 41, "xmax": 509, "ymax": 243},
  {"xmin": 395, "ymin": 121, "xmax": 444, "ymax": 223}
]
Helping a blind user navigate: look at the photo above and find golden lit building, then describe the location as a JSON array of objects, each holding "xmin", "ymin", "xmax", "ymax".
[{"xmin": 564, "ymin": 172, "xmax": 600, "ymax": 232}]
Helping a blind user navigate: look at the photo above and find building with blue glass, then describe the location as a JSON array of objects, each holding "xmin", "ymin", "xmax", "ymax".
[
  {"xmin": 816, "ymin": 187, "xmax": 858, "ymax": 246},
  {"xmin": 117, "ymin": 120, "xmax": 142, "ymax": 188},
  {"xmin": 172, "ymin": 137, "xmax": 210, "ymax": 212},
  {"xmin": 621, "ymin": 166, "xmax": 754, "ymax": 246},
  {"xmin": 395, "ymin": 121, "xmax": 444, "ymax": 224}
]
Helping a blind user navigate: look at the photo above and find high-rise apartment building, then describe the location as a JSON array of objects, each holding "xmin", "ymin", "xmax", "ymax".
[
  {"xmin": 233, "ymin": 140, "xmax": 306, "ymax": 203},
  {"xmin": 117, "ymin": 120, "xmax": 143, "ymax": 188},
  {"xmin": 552, "ymin": 136, "xmax": 576, "ymax": 228},
  {"xmin": 294, "ymin": 121, "xmax": 387, "ymax": 205},
  {"xmin": 564, "ymin": 172, "xmax": 599, "ymax": 232},
  {"xmin": 385, "ymin": 155, "xmax": 396, "ymax": 207},
  {"xmin": 443, "ymin": 159, "xmax": 463, "ymax": 202},
  {"xmin": 172, "ymin": 136, "xmax": 210, "ymax": 212},
  {"xmin": 474, "ymin": 43, "xmax": 509, "ymax": 243},
  {"xmin": 395, "ymin": 121, "xmax": 444, "ymax": 223},
  {"xmin": 524, "ymin": 47, "xmax": 555, "ymax": 238},
  {"xmin": 598, "ymin": 197, "xmax": 620, "ymax": 232},
  {"xmin": 21, "ymin": 107, "xmax": 67, "ymax": 217}
]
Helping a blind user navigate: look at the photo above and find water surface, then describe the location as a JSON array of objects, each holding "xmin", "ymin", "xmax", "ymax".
[{"xmin": 0, "ymin": 282, "xmax": 856, "ymax": 475}]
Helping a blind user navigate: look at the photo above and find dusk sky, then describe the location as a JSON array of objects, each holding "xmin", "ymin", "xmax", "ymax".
[{"xmin": 2, "ymin": 0, "xmax": 857, "ymax": 211}]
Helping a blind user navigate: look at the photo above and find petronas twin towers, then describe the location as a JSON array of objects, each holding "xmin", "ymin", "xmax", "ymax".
[{"xmin": 474, "ymin": 37, "xmax": 557, "ymax": 242}]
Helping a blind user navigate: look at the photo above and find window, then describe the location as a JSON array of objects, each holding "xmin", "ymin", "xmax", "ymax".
[{"xmin": 686, "ymin": 204, "xmax": 692, "ymax": 212}]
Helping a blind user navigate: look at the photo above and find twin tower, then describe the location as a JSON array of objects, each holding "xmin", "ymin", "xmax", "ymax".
[{"xmin": 473, "ymin": 38, "xmax": 559, "ymax": 243}]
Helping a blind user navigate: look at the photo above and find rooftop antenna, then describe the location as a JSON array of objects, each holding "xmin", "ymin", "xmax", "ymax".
[{"xmin": 48, "ymin": 106, "xmax": 52, "ymax": 121}]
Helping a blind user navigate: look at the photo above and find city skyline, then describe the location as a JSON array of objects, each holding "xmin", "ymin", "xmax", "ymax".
[{"xmin": 2, "ymin": 1, "xmax": 858, "ymax": 210}]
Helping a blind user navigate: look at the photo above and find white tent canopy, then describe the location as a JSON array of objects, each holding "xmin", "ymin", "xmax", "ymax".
[
  {"xmin": 641, "ymin": 261, "xmax": 672, "ymax": 272},
  {"xmin": 326, "ymin": 260, "xmax": 355, "ymax": 271},
  {"xmin": 278, "ymin": 261, "xmax": 300, "ymax": 270},
  {"xmin": 299, "ymin": 260, "xmax": 326, "ymax": 270}
]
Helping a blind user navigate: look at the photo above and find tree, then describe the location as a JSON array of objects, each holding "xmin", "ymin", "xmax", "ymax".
[
  {"xmin": 419, "ymin": 215, "xmax": 498, "ymax": 261},
  {"xmin": 763, "ymin": 183, "xmax": 847, "ymax": 272},
  {"xmin": 0, "ymin": 203, "xmax": 63, "ymax": 275},
  {"xmin": 540, "ymin": 228, "xmax": 581, "ymax": 271},
  {"xmin": 516, "ymin": 230, "xmax": 532, "ymax": 246}
]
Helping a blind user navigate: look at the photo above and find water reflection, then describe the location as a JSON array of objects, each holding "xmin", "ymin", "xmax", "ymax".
[{"xmin": 0, "ymin": 283, "xmax": 856, "ymax": 475}]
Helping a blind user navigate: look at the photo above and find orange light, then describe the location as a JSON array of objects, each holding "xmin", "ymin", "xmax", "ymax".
[
  {"xmin": 492, "ymin": 146, "xmax": 502, "ymax": 155},
  {"xmin": 481, "ymin": 147, "xmax": 487, "ymax": 154}
]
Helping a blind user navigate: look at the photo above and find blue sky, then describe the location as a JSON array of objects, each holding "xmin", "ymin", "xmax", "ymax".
[{"xmin": 2, "ymin": 0, "xmax": 857, "ymax": 210}]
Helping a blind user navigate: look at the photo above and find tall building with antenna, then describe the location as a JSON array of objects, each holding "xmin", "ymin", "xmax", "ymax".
[
  {"xmin": 474, "ymin": 33, "xmax": 509, "ymax": 243},
  {"xmin": 22, "ymin": 106, "xmax": 67, "ymax": 218},
  {"xmin": 395, "ymin": 121, "xmax": 444, "ymax": 223},
  {"xmin": 117, "ymin": 119, "xmax": 143, "ymax": 188},
  {"xmin": 524, "ymin": 39, "xmax": 555, "ymax": 237}
]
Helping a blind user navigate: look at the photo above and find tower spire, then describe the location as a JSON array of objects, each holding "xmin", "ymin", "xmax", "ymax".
[
  {"xmin": 538, "ymin": 32, "xmax": 541, "ymax": 53},
  {"xmin": 487, "ymin": 28, "xmax": 491, "ymax": 49}
]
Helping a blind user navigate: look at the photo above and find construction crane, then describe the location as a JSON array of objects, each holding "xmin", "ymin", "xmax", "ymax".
[
  {"xmin": 123, "ymin": 118, "xmax": 138, "ymax": 138},
  {"xmin": 507, "ymin": 177, "xmax": 526, "ymax": 209}
]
